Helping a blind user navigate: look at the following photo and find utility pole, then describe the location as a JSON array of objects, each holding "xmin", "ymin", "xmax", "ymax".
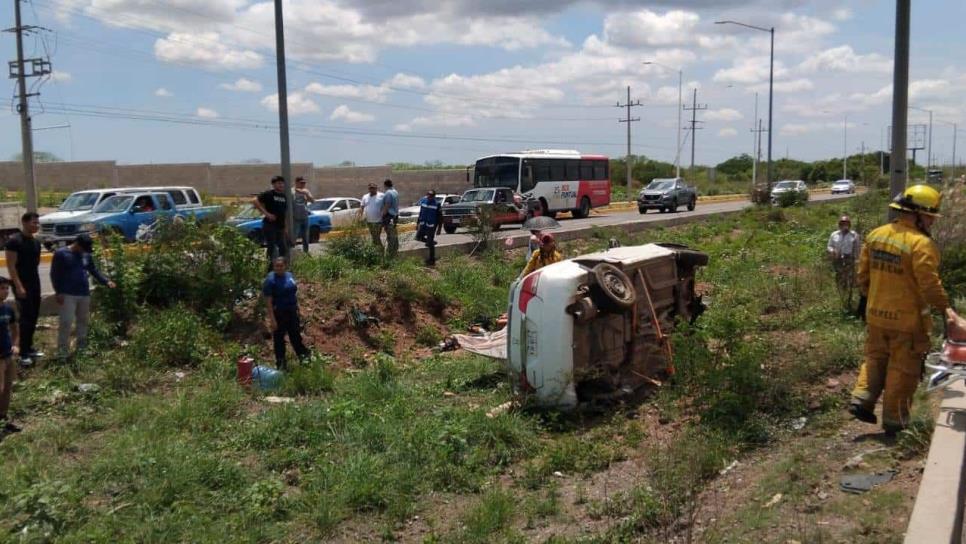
[
  {"xmin": 750, "ymin": 92, "xmax": 759, "ymax": 186},
  {"xmin": 7, "ymin": 0, "xmax": 50, "ymax": 213},
  {"xmin": 616, "ymin": 86, "xmax": 641, "ymax": 198},
  {"xmin": 842, "ymin": 114, "xmax": 849, "ymax": 180},
  {"xmin": 889, "ymin": 0, "xmax": 911, "ymax": 216},
  {"xmin": 683, "ymin": 88, "xmax": 707, "ymax": 175},
  {"xmin": 273, "ymin": 0, "xmax": 295, "ymax": 259},
  {"xmin": 952, "ymin": 123, "xmax": 957, "ymax": 180}
]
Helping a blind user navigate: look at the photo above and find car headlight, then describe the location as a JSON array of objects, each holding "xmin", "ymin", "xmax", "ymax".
[{"xmin": 79, "ymin": 223, "xmax": 97, "ymax": 232}]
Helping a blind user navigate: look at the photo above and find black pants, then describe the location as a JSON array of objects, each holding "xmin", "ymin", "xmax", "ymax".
[
  {"xmin": 417, "ymin": 224, "xmax": 438, "ymax": 262},
  {"xmin": 16, "ymin": 285, "xmax": 41, "ymax": 355},
  {"xmin": 264, "ymin": 227, "xmax": 288, "ymax": 267},
  {"xmin": 273, "ymin": 306, "xmax": 309, "ymax": 369}
]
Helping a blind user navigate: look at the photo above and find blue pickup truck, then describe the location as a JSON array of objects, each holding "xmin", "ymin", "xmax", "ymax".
[{"xmin": 63, "ymin": 192, "xmax": 221, "ymax": 242}]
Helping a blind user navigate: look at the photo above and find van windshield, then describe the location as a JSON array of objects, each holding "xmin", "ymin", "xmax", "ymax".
[
  {"xmin": 93, "ymin": 195, "xmax": 134, "ymax": 213},
  {"xmin": 59, "ymin": 192, "xmax": 102, "ymax": 211}
]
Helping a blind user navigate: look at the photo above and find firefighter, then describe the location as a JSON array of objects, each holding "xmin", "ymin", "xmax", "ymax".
[{"xmin": 848, "ymin": 185, "xmax": 962, "ymax": 434}]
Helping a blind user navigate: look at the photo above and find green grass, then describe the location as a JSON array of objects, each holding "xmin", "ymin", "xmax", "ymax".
[{"xmin": 1, "ymin": 190, "xmax": 954, "ymax": 542}]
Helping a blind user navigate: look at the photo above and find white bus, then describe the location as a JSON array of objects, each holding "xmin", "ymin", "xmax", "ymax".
[{"xmin": 472, "ymin": 149, "xmax": 611, "ymax": 218}]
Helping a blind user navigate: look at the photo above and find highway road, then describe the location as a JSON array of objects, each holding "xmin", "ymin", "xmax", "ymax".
[{"xmin": 33, "ymin": 192, "xmax": 855, "ymax": 296}]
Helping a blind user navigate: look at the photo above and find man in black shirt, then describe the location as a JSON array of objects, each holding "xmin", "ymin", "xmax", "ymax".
[
  {"xmin": 253, "ymin": 175, "xmax": 289, "ymax": 265},
  {"xmin": 4, "ymin": 212, "xmax": 42, "ymax": 367}
]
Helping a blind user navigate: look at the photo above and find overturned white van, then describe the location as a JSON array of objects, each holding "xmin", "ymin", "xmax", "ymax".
[{"xmin": 507, "ymin": 243, "xmax": 708, "ymax": 409}]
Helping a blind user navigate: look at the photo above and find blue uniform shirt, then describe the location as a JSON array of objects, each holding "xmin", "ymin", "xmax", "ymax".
[
  {"xmin": 384, "ymin": 188, "xmax": 399, "ymax": 217},
  {"xmin": 50, "ymin": 247, "xmax": 110, "ymax": 297},
  {"xmin": 262, "ymin": 272, "xmax": 299, "ymax": 310},
  {"xmin": 0, "ymin": 304, "xmax": 17, "ymax": 357},
  {"xmin": 416, "ymin": 196, "xmax": 442, "ymax": 228}
]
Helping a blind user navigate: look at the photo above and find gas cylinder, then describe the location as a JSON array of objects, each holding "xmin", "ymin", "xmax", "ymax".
[{"xmin": 237, "ymin": 355, "xmax": 254, "ymax": 387}]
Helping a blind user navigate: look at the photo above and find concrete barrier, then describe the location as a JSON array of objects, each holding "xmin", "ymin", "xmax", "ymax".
[{"xmin": 904, "ymin": 380, "xmax": 966, "ymax": 544}]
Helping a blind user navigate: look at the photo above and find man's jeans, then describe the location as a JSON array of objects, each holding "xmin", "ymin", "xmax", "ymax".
[
  {"xmin": 367, "ymin": 222, "xmax": 383, "ymax": 248},
  {"xmin": 383, "ymin": 215, "xmax": 399, "ymax": 258},
  {"xmin": 294, "ymin": 218, "xmax": 310, "ymax": 253},
  {"xmin": 58, "ymin": 294, "xmax": 91, "ymax": 356},
  {"xmin": 264, "ymin": 226, "xmax": 288, "ymax": 265}
]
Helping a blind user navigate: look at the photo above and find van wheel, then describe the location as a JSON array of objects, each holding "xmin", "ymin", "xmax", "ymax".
[
  {"xmin": 443, "ymin": 224, "xmax": 457, "ymax": 234},
  {"xmin": 687, "ymin": 197, "xmax": 696, "ymax": 211},
  {"xmin": 573, "ymin": 196, "xmax": 591, "ymax": 219},
  {"xmin": 593, "ymin": 263, "xmax": 637, "ymax": 309}
]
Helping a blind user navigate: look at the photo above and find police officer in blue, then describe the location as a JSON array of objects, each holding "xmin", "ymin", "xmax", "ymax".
[{"xmin": 415, "ymin": 189, "xmax": 444, "ymax": 266}]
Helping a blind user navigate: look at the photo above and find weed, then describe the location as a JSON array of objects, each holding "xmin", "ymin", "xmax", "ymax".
[
  {"xmin": 415, "ymin": 324, "xmax": 443, "ymax": 347},
  {"xmin": 453, "ymin": 488, "xmax": 520, "ymax": 544},
  {"xmin": 129, "ymin": 306, "xmax": 217, "ymax": 368},
  {"xmin": 281, "ymin": 361, "xmax": 336, "ymax": 396}
]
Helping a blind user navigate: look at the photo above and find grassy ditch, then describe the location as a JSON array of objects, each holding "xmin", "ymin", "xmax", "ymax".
[{"xmin": 0, "ymin": 190, "xmax": 962, "ymax": 542}]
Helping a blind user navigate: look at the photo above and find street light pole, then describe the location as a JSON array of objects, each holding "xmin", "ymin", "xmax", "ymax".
[
  {"xmin": 843, "ymin": 114, "xmax": 849, "ymax": 180},
  {"xmin": 715, "ymin": 20, "xmax": 775, "ymax": 191},
  {"xmin": 643, "ymin": 61, "xmax": 683, "ymax": 178}
]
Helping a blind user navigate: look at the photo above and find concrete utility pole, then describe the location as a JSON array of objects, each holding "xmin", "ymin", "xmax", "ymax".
[
  {"xmin": 273, "ymin": 0, "xmax": 295, "ymax": 257},
  {"xmin": 683, "ymin": 88, "xmax": 707, "ymax": 175},
  {"xmin": 889, "ymin": 0, "xmax": 911, "ymax": 216},
  {"xmin": 8, "ymin": 0, "xmax": 50, "ymax": 213},
  {"xmin": 616, "ymin": 86, "xmax": 641, "ymax": 197},
  {"xmin": 750, "ymin": 92, "xmax": 759, "ymax": 186},
  {"xmin": 842, "ymin": 114, "xmax": 849, "ymax": 180}
]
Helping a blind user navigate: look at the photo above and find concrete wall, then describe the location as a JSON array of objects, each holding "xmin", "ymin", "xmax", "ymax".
[{"xmin": 0, "ymin": 161, "xmax": 470, "ymax": 202}]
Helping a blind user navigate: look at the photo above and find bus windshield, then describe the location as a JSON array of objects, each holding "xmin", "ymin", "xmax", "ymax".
[{"xmin": 474, "ymin": 157, "xmax": 520, "ymax": 189}]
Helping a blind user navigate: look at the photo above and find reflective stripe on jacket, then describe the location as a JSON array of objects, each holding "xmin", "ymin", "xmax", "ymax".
[
  {"xmin": 417, "ymin": 197, "xmax": 442, "ymax": 228},
  {"xmin": 857, "ymin": 216, "xmax": 949, "ymax": 334}
]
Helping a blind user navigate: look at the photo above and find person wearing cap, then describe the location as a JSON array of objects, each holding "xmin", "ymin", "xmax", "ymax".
[
  {"xmin": 415, "ymin": 190, "xmax": 443, "ymax": 265},
  {"xmin": 292, "ymin": 176, "xmax": 315, "ymax": 253},
  {"xmin": 359, "ymin": 183, "xmax": 385, "ymax": 248},
  {"xmin": 521, "ymin": 233, "xmax": 563, "ymax": 277},
  {"xmin": 50, "ymin": 234, "xmax": 116, "ymax": 358},
  {"xmin": 849, "ymin": 184, "xmax": 963, "ymax": 434},
  {"xmin": 827, "ymin": 214, "xmax": 861, "ymax": 297}
]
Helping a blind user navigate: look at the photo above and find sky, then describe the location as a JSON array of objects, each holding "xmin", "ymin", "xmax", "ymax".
[{"xmin": 1, "ymin": 0, "xmax": 965, "ymax": 168}]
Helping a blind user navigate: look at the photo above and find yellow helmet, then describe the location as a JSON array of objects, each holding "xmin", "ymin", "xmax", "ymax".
[{"xmin": 890, "ymin": 184, "xmax": 942, "ymax": 217}]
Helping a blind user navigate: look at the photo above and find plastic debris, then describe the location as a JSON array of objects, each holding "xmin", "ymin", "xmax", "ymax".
[
  {"xmin": 486, "ymin": 401, "xmax": 513, "ymax": 418},
  {"xmin": 840, "ymin": 470, "xmax": 896, "ymax": 494},
  {"xmin": 252, "ymin": 365, "xmax": 283, "ymax": 391},
  {"xmin": 764, "ymin": 493, "xmax": 783, "ymax": 507},
  {"xmin": 76, "ymin": 383, "xmax": 100, "ymax": 394},
  {"xmin": 719, "ymin": 460, "xmax": 740, "ymax": 476},
  {"xmin": 263, "ymin": 396, "xmax": 294, "ymax": 404},
  {"xmin": 791, "ymin": 417, "xmax": 807, "ymax": 431}
]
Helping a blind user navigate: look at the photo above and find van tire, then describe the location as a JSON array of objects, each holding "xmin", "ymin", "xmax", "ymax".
[
  {"xmin": 593, "ymin": 263, "xmax": 637, "ymax": 309},
  {"xmin": 572, "ymin": 196, "xmax": 591, "ymax": 219}
]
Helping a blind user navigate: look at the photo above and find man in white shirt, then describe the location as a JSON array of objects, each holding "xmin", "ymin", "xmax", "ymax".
[
  {"xmin": 359, "ymin": 183, "xmax": 385, "ymax": 249},
  {"xmin": 827, "ymin": 215, "xmax": 860, "ymax": 294}
]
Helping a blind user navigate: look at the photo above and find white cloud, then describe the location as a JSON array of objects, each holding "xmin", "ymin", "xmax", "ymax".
[
  {"xmin": 385, "ymin": 73, "xmax": 426, "ymax": 89},
  {"xmin": 305, "ymin": 83, "xmax": 390, "ymax": 103},
  {"xmin": 706, "ymin": 108, "xmax": 743, "ymax": 122},
  {"xmin": 781, "ymin": 122, "xmax": 825, "ymax": 136},
  {"xmin": 749, "ymin": 78, "xmax": 815, "ymax": 94},
  {"xmin": 219, "ymin": 78, "xmax": 262, "ymax": 92},
  {"xmin": 196, "ymin": 107, "xmax": 219, "ymax": 119},
  {"xmin": 154, "ymin": 87, "xmax": 173, "ymax": 97},
  {"xmin": 260, "ymin": 92, "xmax": 320, "ymax": 115},
  {"xmin": 718, "ymin": 127, "xmax": 738, "ymax": 137},
  {"xmin": 329, "ymin": 104, "xmax": 375, "ymax": 123},
  {"xmin": 49, "ymin": 71, "xmax": 72, "ymax": 83},
  {"xmin": 832, "ymin": 8, "xmax": 853, "ymax": 21},
  {"xmin": 154, "ymin": 32, "xmax": 262, "ymax": 70},
  {"xmin": 910, "ymin": 79, "xmax": 951, "ymax": 99},
  {"xmin": 799, "ymin": 45, "xmax": 891, "ymax": 74},
  {"xmin": 713, "ymin": 57, "xmax": 788, "ymax": 85},
  {"xmin": 603, "ymin": 10, "xmax": 700, "ymax": 48}
]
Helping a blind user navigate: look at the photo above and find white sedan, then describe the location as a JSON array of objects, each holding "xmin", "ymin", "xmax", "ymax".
[
  {"xmin": 830, "ymin": 179, "xmax": 856, "ymax": 194},
  {"xmin": 309, "ymin": 197, "xmax": 362, "ymax": 227},
  {"xmin": 398, "ymin": 194, "xmax": 462, "ymax": 223}
]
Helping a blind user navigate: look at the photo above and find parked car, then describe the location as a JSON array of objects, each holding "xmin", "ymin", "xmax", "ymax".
[
  {"xmin": 228, "ymin": 204, "xmax": 332, "ymax": 245},
  {"xmin": 308, "ymin": 197, "xmax": 362, "ymax": 228},
  {"xmin": 830, "ymin": 179, "xmax": 855, "ymax": 194},
  {"xmin": 441, "ymin": 187, "xmax": 538, "ymax": 235},
  {"xmin": 637, "ymin": 178, "xmax": 697, "ymax": 214},
  {"xmin": 398, "ymin": 193, "xmax": 461, "ymax": 223},
  {"xmin": 40, "ymin": 189, "xmax": 127, "ymax": 249},
  {"xmin": 68, "ymin": 192, "xmax": 221, "ymax": 242},
  {"xmin": 508, "ymin": 243, "xmax": 708, "ymax": 409},
  {"xmin": 770, "ymin": 180, "xmax": 809, "ymax": 206}
]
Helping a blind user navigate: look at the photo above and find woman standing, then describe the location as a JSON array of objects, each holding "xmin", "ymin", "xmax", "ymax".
[
  {"xmin": 521, "ymin": 233, "xmax": 563, "ymax": 277},
  {"xmin": 262, "ymin": 258, "xmax": 310, "ymax": 370}
]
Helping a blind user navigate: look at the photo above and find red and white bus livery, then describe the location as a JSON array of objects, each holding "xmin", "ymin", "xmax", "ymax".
[{"xmin": 472, "ymin": 150, "xmax": 610, "ymax": 219}]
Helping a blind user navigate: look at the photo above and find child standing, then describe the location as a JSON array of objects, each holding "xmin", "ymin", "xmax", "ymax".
[{"xmin": 0, "ymin": 277, "xmax": 21, "ymax": 435}]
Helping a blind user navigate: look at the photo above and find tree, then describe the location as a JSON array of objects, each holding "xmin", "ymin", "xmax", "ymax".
[
  {"xmin": 716, "ymin": 154, "xmax": 753, "ymax": 179},
  {"xmin": 10, "ymin": 151, "xmax": 62, "ymax": 163}
]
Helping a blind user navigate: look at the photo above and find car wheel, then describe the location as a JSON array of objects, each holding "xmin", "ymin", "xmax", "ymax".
[
  {"xmin": 687, "ymin": 197, "xmax": 696, "ymax": 211},
  {"xmin": 540, "ymin": 199, "xmax": 557, "ymax": 220},
  {"xmin": 573, "ymin": 196, "xmax": 591, "ymax": 219},
  {"xmin": 593, "ymin": 263, "xmax": 637, "ymax": 309},
  {"xmin": 443, "ymin": 224, "xmax": 457, "ymax": 235},
  {"xmin": 638, "ymin": 207, "xmax": 647, "ymax": 214},
  {"xmin": 309, "ymin": 226, "xmax": 321, "ymax": 243},
  {"xmin": 671, "ymin": 198, "xmax": 679, "ymax": 212}
]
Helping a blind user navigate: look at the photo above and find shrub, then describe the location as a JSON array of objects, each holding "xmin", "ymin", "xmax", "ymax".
[
  {"xmin": 328, "ymin": 226, "xmax": 384, "ymax": 268},
  {"xmin": 94, "ymin": 233, "xmax": 143, "ymax": 335},
  {"xmin": 129, "ymin": 306, "xmax": 217, "ymax": 368}
]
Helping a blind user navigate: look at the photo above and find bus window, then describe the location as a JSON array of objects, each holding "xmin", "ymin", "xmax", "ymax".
[
  {"xmin": 565, "ymin": 160, "xmax": 580, "ymax": 181},
  {"xmin": 474, "ymin": 157, "xmax": 520, "ymax": 189},
  {"xmin": 533, "ymin": 159, "xmax": 551, "ymax": 183},
  {"xmin": 550, "ymin": 160, "xmax": 565, "ymax": 181},
  {"xmin": 521, "ymin": 160, "xmax": 536, "ymax": 192},
  {"xmin": 593, "ymin": 160, "xmax": 608, "ymax": 180},
  {"xmin": 579, "ymin": 160, "xmax": 594, "ymax": 180}
]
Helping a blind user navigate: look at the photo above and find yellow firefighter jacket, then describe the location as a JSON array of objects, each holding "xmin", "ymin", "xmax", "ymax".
[{"xmin": 857, "ymin": 216, "xmax": 949, "ymax": 335}]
